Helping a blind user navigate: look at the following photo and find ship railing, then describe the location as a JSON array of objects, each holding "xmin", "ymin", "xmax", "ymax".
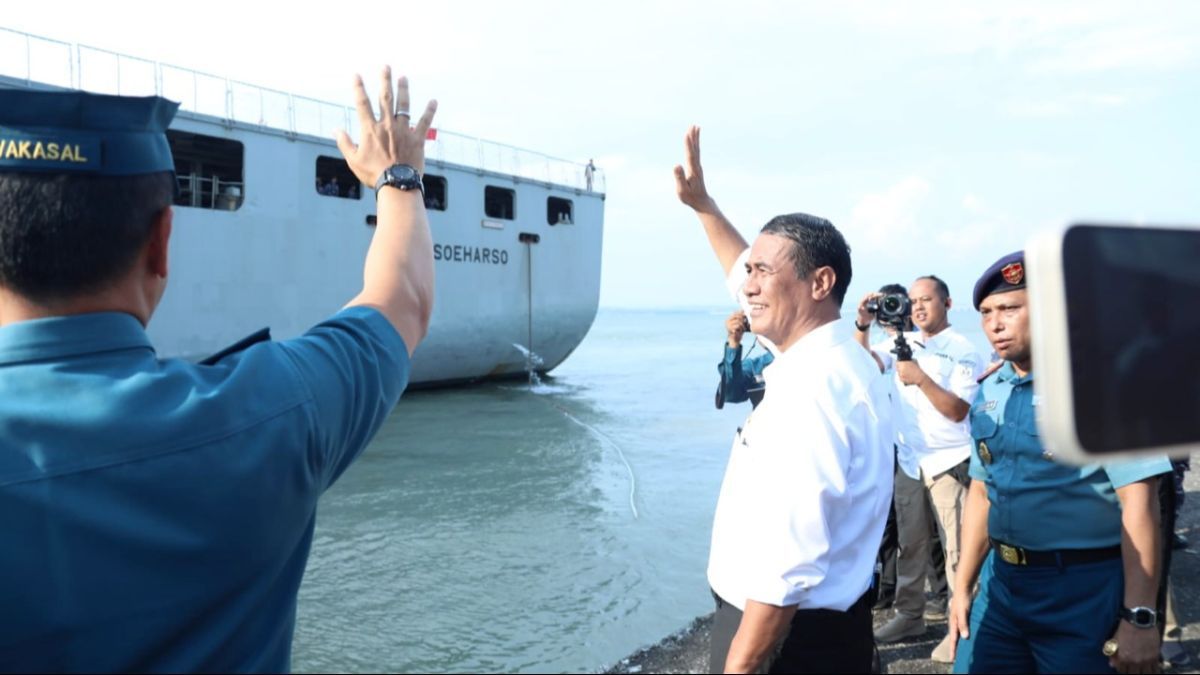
[
  {"xmin": 177, "ymin": 174, "xmax": 245, "ymax": 211},
  {"xmin": 0, "ymin": 26, "xmax": 606, "ymax": 194}
]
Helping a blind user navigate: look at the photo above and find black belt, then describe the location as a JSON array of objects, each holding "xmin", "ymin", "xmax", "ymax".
[{"xmin": 990, "ymin": 538, "xmax": 1121, "ymax": 567}]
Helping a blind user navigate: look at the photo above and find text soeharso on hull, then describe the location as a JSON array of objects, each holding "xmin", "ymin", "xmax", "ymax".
[{"xmin": 434, "ymin": 243, "xmax": 509, "ymax": 265}]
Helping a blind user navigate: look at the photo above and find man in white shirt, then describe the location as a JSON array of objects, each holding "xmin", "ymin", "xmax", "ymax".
[
  {"xmin": 674, "ymin": 126, "xmax": 894, "ymax": 673},
  {"xmin": 854, "ymin": 276, "xmax": 983, "ymax": 662}
]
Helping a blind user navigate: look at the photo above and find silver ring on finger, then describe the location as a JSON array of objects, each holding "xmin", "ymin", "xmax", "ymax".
[{"xmin": 395, "ymin": 110, "xmax": 411, "ymax": 118}]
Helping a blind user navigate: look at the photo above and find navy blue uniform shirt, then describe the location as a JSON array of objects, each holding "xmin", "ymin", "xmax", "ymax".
[
  {"xmin": 717, "ymin": 343, "xmax": 773, "ymax": 407},
  {"xmin": 0, "ymin": 306, "xmax": 408, "ymax": 672},
  {"xmin": 968, "ymin": 362, "xmax": 1168, "ymax": 550}
]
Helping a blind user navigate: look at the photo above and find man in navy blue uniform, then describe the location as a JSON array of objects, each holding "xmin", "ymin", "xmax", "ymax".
[
  {"xmin": 716, "ymin": 309, "xmax": 773, "ymax": 408},
  {"xmin": 0, "ymin": 69, "xmax": 436, "ymax": 671},
  {"xmin": 948, "ymin": 251, "xmax": 1167, "ymax": 674}
]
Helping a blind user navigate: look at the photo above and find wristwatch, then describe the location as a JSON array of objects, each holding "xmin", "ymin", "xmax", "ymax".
[
  {"xmin": 1119, "ymin": 606, "xmax": 1159, "ymax": 629},
  {"xmin": 374, "ymin": 164, "xmax": 423, "ymax": 196}
]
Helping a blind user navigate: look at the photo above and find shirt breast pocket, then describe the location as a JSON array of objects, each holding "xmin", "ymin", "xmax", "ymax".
[
  {"xmin": 969, "ymin": 410, "xmax": 998, "ymax": 439},
  {"xmin": 969, "ymin": 411, "xmax": 1001, "ymax": 474}
]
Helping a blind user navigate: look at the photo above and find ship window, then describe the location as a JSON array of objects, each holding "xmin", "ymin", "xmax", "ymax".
[
  {"xmin": 315, "ymin": 156, "xmax": 362, "ymax": 200},
  {"xmin": 547, "ymin": 197, "xmax": 573, "ymax": 225},
  {"xmin": 424, "ymin": 174, "xmax": 447, "ymax": 211},
  {"xmin": 484, "ymin": 185, "xmax": 515, "ymax": 220},
  {"xmin": 168, "ymin": 130, "xmax": 244, "ymax": 210}
]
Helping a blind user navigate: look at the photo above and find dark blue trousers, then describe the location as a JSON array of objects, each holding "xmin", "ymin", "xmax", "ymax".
[{"xmin": 953, "ymin": 551, "xmax": 1122, "ymax": 674}]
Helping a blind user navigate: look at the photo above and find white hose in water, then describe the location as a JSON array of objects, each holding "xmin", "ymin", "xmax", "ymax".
[
  {"xmin": 512, "ymin": 343, "xmax": 639, "ymax": 519},
  {"xmin": 555, "ymin": 406, "xmax": 640, "ymax": 521}
]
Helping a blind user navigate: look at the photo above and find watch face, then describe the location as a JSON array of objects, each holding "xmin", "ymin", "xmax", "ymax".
[
  {"xmin": 390, "ymin": 166, "xmax": 418, "ymax": 182},
  {"xmin": 376, "ymin": 164, "xmax": 422, "ymax": 193}
]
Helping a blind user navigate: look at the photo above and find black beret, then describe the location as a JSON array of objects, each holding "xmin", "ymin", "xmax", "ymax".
[{"xmin": 972, "ymin": 251, "xmax": 1026, "ymax": 310}]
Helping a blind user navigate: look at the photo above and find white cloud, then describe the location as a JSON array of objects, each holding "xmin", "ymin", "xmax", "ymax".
[
  {"xmin": 1027, "ymin": 26, "xmax": 1196, "ymax": 74},
  {"xmin": 1002, "ymin": 91, "xmax": 1130, "ymax": 118},
  {"xmin": 847, "ymin": 176, "xmax": 932, "ymax": 252},
  {"xmin": 830, "ymin": 1, "xmax": 1199, "ymax": 74}
]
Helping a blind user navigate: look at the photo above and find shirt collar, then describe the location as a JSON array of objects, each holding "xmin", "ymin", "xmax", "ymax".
[
  {"xmin": 0, "ymin": 312, "xmax": 154, "ymax": 365},
  {"xmin": 920, "ymin": 325, "xmax": 954, "ymax": 346},
  {"xmin": 995, "ymin": 360, "xmax": 1034, "ymax": 385},
  {"xmin": 769, "ymin": 318, "xmax": 848, "ymax": 367}
]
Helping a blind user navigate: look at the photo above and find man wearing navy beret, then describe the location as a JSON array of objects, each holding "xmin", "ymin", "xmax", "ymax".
[
  {"xmin": 0, "ymin": 70, "xmax": 436, "ymax": 671},
  {"xmin": 947, "ymin": 251, "xmax": 1168, "ymax": 674}
]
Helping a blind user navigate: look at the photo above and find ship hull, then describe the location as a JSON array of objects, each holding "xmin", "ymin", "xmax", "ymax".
[{"xmin": 150, "ymin": 113, "xmax": 604, "ymax": 385}]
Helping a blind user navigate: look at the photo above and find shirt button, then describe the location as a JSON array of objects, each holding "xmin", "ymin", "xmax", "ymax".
[{"xmin": 1042, "ymin": 450, "xmax": 1054, "ymax": 460}]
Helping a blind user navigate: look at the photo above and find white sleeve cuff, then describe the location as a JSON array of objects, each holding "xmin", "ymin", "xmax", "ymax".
[{"xmin": 725, "ymin": 248, "xmax": 751, "ymax": 308}]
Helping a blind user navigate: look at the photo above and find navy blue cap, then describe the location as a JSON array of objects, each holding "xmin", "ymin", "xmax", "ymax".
[
  {"xmin": 0, "ymin": 89, "xmax": 178, "ymax": 176},
  {"xmin": 973, "ymin": 251, "xmax": 1026, "ymax": 310}
]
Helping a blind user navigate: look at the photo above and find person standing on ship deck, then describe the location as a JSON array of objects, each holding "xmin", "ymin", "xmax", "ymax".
[
  {"xmin": 675, "ymin": 125, "xmax": 894, "ymax": 674},
  {"xmin": 0, "ymin": 69, "xmax": 436, "ymax": 672}
]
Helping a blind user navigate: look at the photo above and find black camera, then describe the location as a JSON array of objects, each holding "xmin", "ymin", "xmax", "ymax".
[{"xmin": 865, "ymin": 293, "xmax": 912, "ymax": 328}]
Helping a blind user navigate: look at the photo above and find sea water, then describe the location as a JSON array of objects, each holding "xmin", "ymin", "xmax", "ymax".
[{"xmin": 291, "ymin": 308, "xmax": 993, "ymax": 673}]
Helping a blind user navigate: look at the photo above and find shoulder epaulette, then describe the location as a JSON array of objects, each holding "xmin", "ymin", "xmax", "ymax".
[
  {"xmin": 198, "ymin": 328, "xmax": 272, "ymax": 366},
  {"xmin": 977, "ymin": 360, "xmax": 1004, "ymax": 384}
]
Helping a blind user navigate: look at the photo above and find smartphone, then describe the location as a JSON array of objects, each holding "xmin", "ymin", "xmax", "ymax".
[{"xmin": 1026, "ymin": 223, "xmax": 1200, "ymax": 462}]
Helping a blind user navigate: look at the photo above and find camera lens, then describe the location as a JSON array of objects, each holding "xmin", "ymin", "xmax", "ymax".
[{"xmin": 882, "ymin": 296, "xmax": 900, "ymax": 313}]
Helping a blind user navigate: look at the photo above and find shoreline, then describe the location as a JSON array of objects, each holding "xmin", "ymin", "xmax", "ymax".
[
  {"xmin": 606, "ymin": 458, "xmax": 1200, "ymax": 674},
  {"xmin": 604, "ymin": 615, "xmax": 712, "ymax": 674}
]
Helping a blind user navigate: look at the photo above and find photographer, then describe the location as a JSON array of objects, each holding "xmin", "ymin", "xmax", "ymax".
[
  {"xmin": 854, "ymin": 276, "xmax": 982, "ymax": 663},
  {"xmin": 715, "ymin": 309, "xmax": 773, "ymax": 409},
  {"xmin": 857, "ymin": 284, "xmax": 950, "ymax": 618}
]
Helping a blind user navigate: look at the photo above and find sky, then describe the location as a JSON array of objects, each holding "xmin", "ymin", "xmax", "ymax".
[{"xmin": 3, "ymin": 1, "xmax": 1199, "ymax": 309}]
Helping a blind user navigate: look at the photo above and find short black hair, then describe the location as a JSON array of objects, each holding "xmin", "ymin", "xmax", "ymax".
[
  {"xmin": 916, "ymin": 275, "xmax": 950, "ymax": 301},
  {"xmin": 0, "ymin": 171, "xmax": 173, "ymax": 302},
  {"xmin": 759, "ymin": 212, "xmax": 853, "ymax": 306}
]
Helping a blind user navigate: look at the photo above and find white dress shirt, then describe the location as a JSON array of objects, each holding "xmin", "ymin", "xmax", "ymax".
[
  {"xmin": 709, "ymin": 253, "xmax": 894, "ymax": 611},
  {"xmin": 873, "ymin": 327, "xmax": 982, "ymax": 479}
]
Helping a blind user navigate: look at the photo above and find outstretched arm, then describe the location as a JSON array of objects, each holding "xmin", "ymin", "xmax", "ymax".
[
  {"xmin": 338, "ymin": 67, "xmax": 438, "ymax": 355},
  {"xmin": 673, "ymin": 125, "xmax": 748, "ymax": 276}
]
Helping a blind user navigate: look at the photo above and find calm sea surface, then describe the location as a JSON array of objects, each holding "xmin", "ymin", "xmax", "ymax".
[{"xmin": 291, "ymin": 308, "xmax": 992, "ymax": 673}]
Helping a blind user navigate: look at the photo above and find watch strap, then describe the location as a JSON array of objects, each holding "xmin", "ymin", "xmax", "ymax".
[
  {"xmin": 1119, "ymin": 606, "xmax": 1159, "ymax": 628},
  {"xmin": 374, "ymin": 164, "xmax": 423, "ymax": 196}
]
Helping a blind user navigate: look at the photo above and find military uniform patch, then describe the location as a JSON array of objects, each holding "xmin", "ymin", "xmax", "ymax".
[{"xmin": 1001, "ymin": 262, "xmax": 1024, "ymax": 285}]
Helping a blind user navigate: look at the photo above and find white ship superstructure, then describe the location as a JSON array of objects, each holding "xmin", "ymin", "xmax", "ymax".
[{"xmin": 0, "ymin": 28, "xmax": 605, "ymax": 385}]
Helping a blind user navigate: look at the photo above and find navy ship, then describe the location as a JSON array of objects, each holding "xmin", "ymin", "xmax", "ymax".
[{"xmin": 0, "ymin": 27, "xmax": 605, "ymax": 385}]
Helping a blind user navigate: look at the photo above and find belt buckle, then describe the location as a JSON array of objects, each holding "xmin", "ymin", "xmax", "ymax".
[{"xmin": 999, "ymin": 543, "xmax": 1027, "ymax": 565}]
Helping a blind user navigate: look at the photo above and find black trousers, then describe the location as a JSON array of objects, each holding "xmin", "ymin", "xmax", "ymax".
[
  {"xmin": 874, "ymin": 456, "xmax": 947, "ymax": 606},
  {"xmin": 710, "ymin": 590, "xmax": 875, "ymax": 674}
]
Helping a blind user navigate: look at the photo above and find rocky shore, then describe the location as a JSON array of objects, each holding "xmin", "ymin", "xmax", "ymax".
[{"xmin": 607, "ymin": 458, "xmax": 1200, "ymax": 674}]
